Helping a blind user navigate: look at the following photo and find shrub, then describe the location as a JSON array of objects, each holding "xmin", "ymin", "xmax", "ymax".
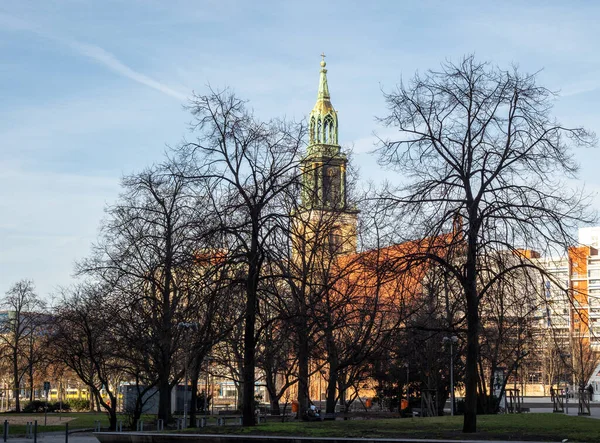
[
  {"xmin": 53, "ymin": 401, "xmax": 71, "ymax": 412},
  {"xmin": 69, "ymin": 398, "xmax": 90, "ymax": 411},
  {"xmin": 23, "ymin": 400, "xmax": 51, "ymax": 413}
]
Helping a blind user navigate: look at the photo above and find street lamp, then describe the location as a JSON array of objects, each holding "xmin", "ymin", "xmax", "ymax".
[
  {"xmin": 443, "ymin": 336, "xmax": 459, "ymax": 416},
  {"xmin": 514, "ymin": 350, "xmax": 529, "ymax": 407},
  {"xmin": 560, "ymin": 353, "xmax": 571, "ymax": 415},
  {"xmin": 204, "ymin": 357, "xmax": 212, "ymax": 415},
  {"xmin": 404, "ymin": 363, "xmax": 409, "ymax": 406},
  {"xmin": 178, "ymin": 322, "xmax": 198, "ymax": 427}
]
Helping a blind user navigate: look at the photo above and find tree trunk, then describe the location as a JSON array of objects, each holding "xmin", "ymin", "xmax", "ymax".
[
  {"xmin": 338, "ymin": 373, "xmax": 347, "ymax": 414},
  {"xmin": 28, "ymin": 365, "xmax": 34, "ymax": 402},
  {"xmin": 297, "ymin": 326, "xmax": 310, "ymax": 418},
  {"xmin": 158, "ymin": 371, "xmax": 171, "ymax": 424},
  {"xmin": 265, "ymin": 372, "xmax": 280, "ymax": 415},
  {"xmin": 108, "ymin": 409, "xmax": 117, "ymax": 432},
  {"xmin": 242, "ymin": 227, "xmax": 260, "ymax": 427},
  {"xmin": 97, "ymin": 390, "xmax": 118, "ymax": 431},
  {"xmin": 270, "ymin": 398, "xmax": 281, "ymax": 415},
  {"xmin": 189, "ymin": 371, "xmax": 199, "ymax": 428},
  {"xmin": 463, "ymin": 294, "xmax": 479, "ymax": 432},
  {"xmin": 463, "ymin": 228, "xmax": 480, "ymax": 433},
  {"xmin": 107, "ymin": 395, "xmax": 118, "ymax": 431},
  {"xmin": 13, "ymin": 348, "xmax": 20, "ymax": 412},
  {"xmin": 325, "ymin": 366, "xmax": 338, "ymax": 414},
  {"xmin": 242, "ymin": 289, "xmax": 257, "ymax": 426},
  {"xmin": 325, "ymin": 328, "xmax": 338, "ymax": 415},
  {"xmin": 131, "ymin": 393, "xmax": 143, "ymax": 432}
]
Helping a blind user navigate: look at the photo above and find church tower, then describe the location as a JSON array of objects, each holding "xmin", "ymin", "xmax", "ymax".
[{"xmin": 298, "ymin": 56, "xmax": 358, "ymax": 256}]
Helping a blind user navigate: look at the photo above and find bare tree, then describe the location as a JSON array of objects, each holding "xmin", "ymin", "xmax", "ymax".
[
  {"xmin": 182, "ymin": 260, "xmax": 242, "ymax": 427},
  {"xmin": 570, "ymin": 318, "xmax": 599, "ymax": 392},
  {"xmin": 51, "ymin": 284, "xmax": 121, "ymax": 430},
  {"xmin": 78, "ymin": 162, "xmax": 209, "ymax": 423},
  {"xmin": 278, "ymin": 204, "xmax": 337, "ymax": 418},
  {"xmin": 254, "ymin": 278, "xmax": 298, "ymax": 416},
  {"xmin": 0, "ymin": 280, "xmax": 46, "ymax": 412},
  {"xmin": 177, "ymin": 89, "xmax": 305, "ymax": 425},
  {"xmin": 211, "ymin": 315, "xmax": 245, "ymax": 411},
  {"xmin": 378, "ymin": 55, "xmax": 595, "ymax": 432},
  {"xmin": 477, "ymin": 265, "xmax": 540, "ymax": 413},
  {"xmin": 392, "ymin": 263, "xmax": 465, "ymax": 416}
]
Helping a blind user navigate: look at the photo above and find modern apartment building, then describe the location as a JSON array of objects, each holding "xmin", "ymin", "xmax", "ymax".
[{"xmin": 529, "ymin": 228, "xmax": 600, "ymax": 350}]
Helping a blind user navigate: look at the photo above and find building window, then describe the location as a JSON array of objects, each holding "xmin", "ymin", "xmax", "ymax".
[{"xmin": 328, "ymin": 230, "xmax": 342, "ymax": 254}]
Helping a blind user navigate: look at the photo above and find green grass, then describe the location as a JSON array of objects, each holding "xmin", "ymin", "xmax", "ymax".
[
  {"xmin": 3, "ymin": 412, "xmax": 597, "ymax": 441},
  {"xmin": 0, "ymin": 412, "xmax": 112, "ymax": 435},
  {"xmin": 190, "ymin": 414, "xmax": 600, "ymax": 442}
]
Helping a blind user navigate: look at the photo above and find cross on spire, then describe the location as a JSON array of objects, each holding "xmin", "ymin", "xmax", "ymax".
[{"xmin": 320, "ymin": 52, "xmax": 327, "ymax": 69}]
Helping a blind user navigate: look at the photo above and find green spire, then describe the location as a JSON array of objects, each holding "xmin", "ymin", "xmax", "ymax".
[
  {"xmin": 317, "ymin": 53, "xmax": 330, "ymax": 100},
  {"xmin": 309, "ymin": 54, "xmax": 339, "ymax": 149},
  {"xmin": 302, "ymin": 55, "xmax": 348, "ymax": 210}
]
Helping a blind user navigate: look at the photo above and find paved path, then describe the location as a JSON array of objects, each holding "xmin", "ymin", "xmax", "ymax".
[
  {"xmin": 444, "ymin": 396, "xmax": 600, "ymax": 418},
  {"xmin": 95, "ymin": 434, "xmax": 566, "ymax": 443},
  {"xmin": 5, "ymin": 433, "xmax": 97, "ymax": 443},
  {"xmin": 510, "ymin": 396, "xmax": 600, "ymax": 418}
]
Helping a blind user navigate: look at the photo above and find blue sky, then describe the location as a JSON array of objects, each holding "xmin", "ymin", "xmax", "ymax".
[{"xmin": 2, "ymin": 1, "xmax": 600, "ymax": 298}]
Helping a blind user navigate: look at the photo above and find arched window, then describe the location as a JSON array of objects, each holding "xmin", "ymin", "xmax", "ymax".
[
  {"xmin": 328, "ymin": 228, "xmax": 343, "ymax": 255},
  {"xmin": 324, "ymin": 115, "xmax": 335, "ymax": 144},
  {"xmin": 317, "ymin": 118, "xmax": 322, "ymax": 143}
]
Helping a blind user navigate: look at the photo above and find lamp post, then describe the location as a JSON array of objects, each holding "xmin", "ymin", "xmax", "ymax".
[
  {"xmin": 443, "ymin": 336, "xmax": 459, "ymax": 416},
  {"xmin": 178, "ymin": 322, "xmax": 198, "ymax": 427},
  {"xmin": 560, "ymin": 353, "xmax": 571, "ymax": 415},
  {"xmin": 404, "ymin": 363, "xmax": 409, "ymax": 406},
  {"xmin": 204, "ymin": 357, "xmax": 211, "ymax": 415},
  {"xmin": 515, "ymin": 350, "xmax": 529, "ymax": 407}
]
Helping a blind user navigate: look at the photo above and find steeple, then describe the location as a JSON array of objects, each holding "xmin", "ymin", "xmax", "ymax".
[
  {"xmin": 295, "ymin": 55, "xmax": 358, "ymax": 256},
  {"xmin": 302, "ymin": 56, "xmax": 347, "ymax": 210},
  {"xmin": 308, "ymin": 54, "xmax": 339, "ymax": 151}
]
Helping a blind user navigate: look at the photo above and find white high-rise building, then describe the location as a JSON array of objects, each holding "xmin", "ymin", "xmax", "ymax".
[{"xmin": 578, "ymin": 227, "xmax": 600, "ymax": 249}]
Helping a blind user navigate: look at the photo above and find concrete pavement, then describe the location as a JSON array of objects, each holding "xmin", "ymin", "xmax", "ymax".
[{"xmin": 3, "ymin": 433, "xmax": 97, "ymax": 443}]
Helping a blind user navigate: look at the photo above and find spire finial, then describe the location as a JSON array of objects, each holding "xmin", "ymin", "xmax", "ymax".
[{"xmin": 317, "ymin": 54, "xmax": 330, "ymax": 100}]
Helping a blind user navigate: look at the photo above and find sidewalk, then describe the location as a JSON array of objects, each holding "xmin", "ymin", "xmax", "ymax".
[{"xmin": 3, "ymin": 432, "xmax": 97, "ymax": 443}]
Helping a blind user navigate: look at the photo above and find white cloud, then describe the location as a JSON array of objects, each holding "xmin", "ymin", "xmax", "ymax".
[
  {"xmin": 0, "ymin": 12, "xmax": 187, "ymax": 101},
  {"xmin": 559, "ymin": 80, "xmax": 600, "ymax": 98},
  {"xmin": 66, "ymin": 40, "xmax": 187, "ymax": 101}
]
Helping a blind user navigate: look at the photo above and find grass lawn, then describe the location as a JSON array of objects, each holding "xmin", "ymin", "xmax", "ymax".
[
  {"xmin": 194, "ymin": 414, "xmax": 600, "ymax": 442},
  {"xmin": 0, "ymin": 412, "xmax": 113, "ymax": 435}
]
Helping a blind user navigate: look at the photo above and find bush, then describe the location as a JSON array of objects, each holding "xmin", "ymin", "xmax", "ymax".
[
  {"xmin": 53, "ymin": 401, "xmax": 71, "ymax": 412},
  {"xmin": 23, "ymin": 400, "xmax": 52, "ymax": 413},
  {"xmin": 69, "ymin": 398, "xmax": 90, "ymax": 411}
]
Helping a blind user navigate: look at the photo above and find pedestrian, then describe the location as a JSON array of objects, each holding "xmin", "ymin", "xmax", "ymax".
[{"xmin": 587, "ymin": 384, "xmax": 593, "ymax": 402}]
